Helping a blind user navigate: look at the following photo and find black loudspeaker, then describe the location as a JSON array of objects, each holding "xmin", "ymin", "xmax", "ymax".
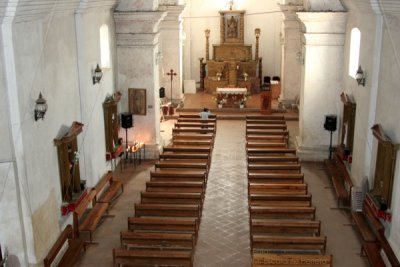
[
  {"xmin": 324, "ymin": 115, "xmax": 337, "ymax": 132},
  {"xmin": 121, "ymin": 112, "xmax": 133, "ymax": 129},
  {"xmin": 159, "ymin": 87, "xmax": 165, "ymax": 98}
]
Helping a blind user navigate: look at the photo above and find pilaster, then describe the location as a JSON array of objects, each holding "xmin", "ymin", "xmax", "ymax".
[
  {"xmin": 159, "ymin": 4, "xmax": 185, "ymax": 103},
  {"xmin": 278, "ymin": 4, "xmax": 303, "ymax": 102},
  {"xmin": 296, "ymin": 12, "xmax": 347, "ymax": 161},
  {"xmin": 114, "ymin": 10, "xmax": 167, "ymax": 159}
]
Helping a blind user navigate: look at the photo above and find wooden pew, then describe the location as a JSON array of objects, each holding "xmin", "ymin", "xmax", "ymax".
[
  {"xmin": 159, "ymin": 153, "xmax": 210, "ymax": 161},
  {"xmin": 179, "ymin": 114, "xmax": 217, "ymax": 119},
  {"xmin": 252, "ymin": 253, "xmax": 333, "ymax": 267},
  {"xmin": 251, "ymin": 219, "xmax": 321, "ymax": 237},
  {"xmin": 172, "ymin": 140, "xmax": 214, "ymax": 147},
  {"xmin": 113, "ymin": 248, "xmax": 193, "ymax": 267},
  {"xmin": 246, "ymin": 119, "xmax": 286, "ymax": 125},
  {"xmin": 251, "ymin": 235, "xmax": 327, "ymax": 255},
  {"xmin": 150, "ymin": 170, "xmax": 207, "ymax": 183},
  {"xmin": 175, "ymin": 122, "xmax": 216, "ymax": 129},
  {"xmin": 163, "ymin": 146, "xmax": 212, "ymax": 154},
  {"xmin": 248, "ymin": 183, "xmax": 307, "ymax": 195},
  {"xmin": 172, "ymin": 128, "xmax": 215, "ymax": 134},
  {"xmin": 249, "ymin": 194, "xmax": 312, "ymax": 207},
  {"xmin": 155, "ymin": 161, "xmax": 209, "ymax": 172},
  {"xmin": 120, "ymin": 231, "xmax": 195, "ymax": 250},
  {"xmin": 246, "ymin": 142, "xmax": 287, "ymax": 148},
  {"xmin": 178, "ymin": 118, "xmax": 216, "ymax": 123},
  {"xmin": 246, "ymin": 115, "xmax": 285, "ymax": 121},
  {"xmin": 247, "ymin": 135, "xmax": 288, "ymax": 142},
  {"xmin": 249, "ymin": 206, "xmax": 316, "ymax": 220},
  {"xmin": 73, "ymin": 189, "xmax": 109, "ymax": 243},
  {"xmin": 146, "ymin": 181, "xmax": 205, "ymax": 194},
  {"xmin": 128, "ymin": 217, "xmax": 199, "ymax": 237},
  {"xmin": 141, "ymin": 192, "xmax": 203, "ymax": 206},
  {"xmin": 247, "ymin": 155, "xmax": 299, "ymax": 163},
  {"xmin": 43, "ymin": 225, "xmax": 85, "ymax": 267},
  {"xmin": 248, "ymin": 163, "xmax": 302, "ymax": 173},
  {"xmin": 247, "ymin": 148, "xmax": 296, "ymax": 155},
  {"xmin": 246, "ymin": 129, "xmax": 289, "ymax": 136},
  {"xmin": 173, "ymin": 133, "xmax": 214, "ymax": 140},
  {"xmin": 93, "ymin": 171, "xmax": 123, "ymax": 207},
  {"xmin": 246, "ymin": 124, "xmax": 287, "ymax": 130},
  {"xmin": 134, "ymin": 203, "xmax": 201, "ymax": 219},
  {"xmin": 248, "ymin": 173, "xmax": 304, "ymax": 184}
]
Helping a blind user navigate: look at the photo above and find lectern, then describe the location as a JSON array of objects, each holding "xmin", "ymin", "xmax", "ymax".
[{"xmin": 260, "ymin": 89, "xmax": 272, "ymax": 114}]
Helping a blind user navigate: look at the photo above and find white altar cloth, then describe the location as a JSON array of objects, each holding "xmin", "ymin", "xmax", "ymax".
[{"xmin": 216, "ymin": 87, "xmax": 247, "ymax": 94}]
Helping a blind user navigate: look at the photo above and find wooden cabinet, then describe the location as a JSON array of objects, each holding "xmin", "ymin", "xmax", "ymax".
[
  {"xmin": 103, "ymin": 92, "xmax": 121, "ymax": 158},
  {"xmin": 54, "ymin": 122, "xmax": 83, "ymax": 202}
]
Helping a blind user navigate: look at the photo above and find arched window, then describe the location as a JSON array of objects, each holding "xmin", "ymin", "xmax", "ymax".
[
  {"xmin": 100, "ymin": 24, "xmax": 110, "ymax": 68},
  {"xmin": 348, "ymin": 28, "xmax": 361, "ymax": 78}
]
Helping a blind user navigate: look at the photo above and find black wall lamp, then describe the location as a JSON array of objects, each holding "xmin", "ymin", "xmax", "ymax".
[
  {"xmin": 34, "ymin": 92, "xmax": 48, "ymax": 121},
  {"xmin": 355, "ymin": 65, "xmax": 366, "ymax": 86},
  {"xmin": 92, "ymin": 64, "xmax": 103, "ymax": 84}
]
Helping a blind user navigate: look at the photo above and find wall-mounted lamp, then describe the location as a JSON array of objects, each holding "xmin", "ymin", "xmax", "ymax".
[
  {"xmin": 34, "ymin": 92, "xmax": 48, "ymax": 121},
  {"xmin": 355, "ymin": 65, "xmax": 366, "ymax": 86},
  {"xmin": 92, "ymin": 64, "xmax": 103, "ymax": 84}
]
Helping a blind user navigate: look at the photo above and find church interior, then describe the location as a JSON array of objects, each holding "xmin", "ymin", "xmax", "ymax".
[{"xmin": 1, "ymin": 0, "xmax": 400, "ymax": 266}]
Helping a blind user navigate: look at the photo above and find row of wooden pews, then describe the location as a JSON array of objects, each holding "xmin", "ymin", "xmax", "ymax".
[
  {"xmin": 245, "ymin": 115, "xmax": 333, "ymax": 267},
  {"xmin": 112, "ymin": 114, "xmax": 217, "ymax": 267}
]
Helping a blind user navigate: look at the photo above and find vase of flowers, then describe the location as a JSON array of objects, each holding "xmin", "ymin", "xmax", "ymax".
[
  {"xmin": 213, "ymin": 94, "xmax": 227, "ymax": 108},
  {"xmin": 239, "ymin": 95, "xmax": 247, "ymax": 108}
]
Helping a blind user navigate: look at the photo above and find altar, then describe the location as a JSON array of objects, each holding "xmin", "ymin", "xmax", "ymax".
[
  {"xmin": 216, "ymin": 87, "xmax": 247, "ymax": 108},
  {"xmin": 201, "ymin": 8, "xmax": 262, "ymax": 93}
]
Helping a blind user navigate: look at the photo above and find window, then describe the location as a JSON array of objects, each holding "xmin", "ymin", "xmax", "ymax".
[
  {"xmin": 348, "ymin": 28, "xmax": 360, "ymax": 78},
  {"xmin": 100, "ymin": 24, "xmax": 110, "ymax": 68}
]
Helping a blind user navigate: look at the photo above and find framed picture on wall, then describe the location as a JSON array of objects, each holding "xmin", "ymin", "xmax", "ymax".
[{"xmin": 129, "ymin": 88, "xmax": 146, "ymax": 115}]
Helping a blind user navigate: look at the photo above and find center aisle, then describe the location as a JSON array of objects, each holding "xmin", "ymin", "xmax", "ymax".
[{"xmin": 194, "ymin": 120, "xmax": 251, "ymax": 267}]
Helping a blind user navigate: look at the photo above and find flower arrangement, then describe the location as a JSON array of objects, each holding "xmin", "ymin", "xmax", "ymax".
[{"xmin": 213, "ymin": 94, "xmax": 227, "ymax": 107}]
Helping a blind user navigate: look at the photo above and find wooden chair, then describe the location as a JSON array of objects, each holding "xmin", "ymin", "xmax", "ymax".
[{"xmin": 93, "ymin": 171, "xmax": 123, "ymax": 208}]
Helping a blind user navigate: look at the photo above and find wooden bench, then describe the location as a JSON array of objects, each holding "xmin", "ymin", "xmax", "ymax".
[
  {"xmin": 146, "ymin": 181, "xmax": 205, "ymax": 194},
  {"xmin": 120, "ymin": 231, "xmax": 195, "ymax": 250},
  {"xmin": 246, "ymin": 141, "xmax": 287, "ymax": 148},
  {"xmin": 324, "ymin": 154, "xmax": 353, "ymax": 207},
  {"xmin": 73, "ymin": 189, "xmax": 109, "ymax": 243},
  {"xmin": 247, "ymin": 135, "xmax": 288, "ymax": 142},
  {"xmin": 250, "ymin": 206, "xmax": 316, "ymax": 220},
  {"xmin": 246, "ymin": 129, "xmax": 289, "ymax": 136},
  {"xmin": 249, "ymin": 194, "xmax": 312, "ymax": 207},
  {"xmin": 141, "ymin": 192, "xmax": 203, "ymax": 206},
  {"xmin": 172, "ymin": 140, "xmax": 214, "ymax": 147},
  {"xmin": 252, "ymin": 253, "xmax": 333, "ymax": 267},
  {"xmin": 247, "ymin": 155, "xmax": 299, "ymax": 163},
  {"xmin": 93, "ymin": 171, "xmax": 123, "ymax": 207},
  {"xmin": 251, "ymin": 219, "xmax": 321, "ymax": 237},
  {"xmin": 179, "ymin": 114, "xmax": 217, "ymax": 119},
  {"xmin": 178, "ymin": 118, "xmax": 216, "ymax": 123},
  {"xmin": 248, "ymin": 183, "xmax": 307, "ymax": 195},
  {"xmin": 246, "ymin": 115, "xmax": 285, "ymax": 121},
  {"xmin": 134, "ymin": 203, "xmax": 201, "ymax": 219},
  {"xmin": 248, "ymin": 163, "xmax": 302, "ymax": 173},
  {"xmin": 150, "ymin": 170, "xmax": 207, "ymax": 182},
  {"xmin": 251, "ymin": 235, "xmax": 327, "ymax": 255},
  {"xmin": 163, "ymin": 146, "xmax": 212, "ymax": 154},
  {"xmin": 43, "ymin": 225, "xmax": 85, "ymax": 267},
  {"xmin": 248, "ymin": 173, "xmax": 304, "ymax": 184},
  {"xmin": 247, "ymin": 148, "xmax": 296, "ymax": 155},
  {"xmin": 160, "ymin": 153, "xmax": 210, "ymax": 161},
  {"xmin": 128, "ymin": 217, "xmax": 199, "ymax": 237},
  {"xmin": 173, "ymin": 133, "xmax": 215, "ymax": 140},
  {"xmin": 246, "ymin": 124, "xmax": 287, "ymax": 130},
  {"xmin": 155, "ymin": 161, "xmax": 209, "ymax": 172},
  {"xmin": 361, "ymin": 237, "xmax": 400, "ymax": 267},
  {"xmin": 113, "ymin": 248, "xmax": 193, "ymax": 267},
  {"xmin": 175, "ymin": 122, "xmax": 216, "ymax": 129},
  {"xmin": 246, "ymin": 119, "xmax": 286, "ymax": 125},
  {"xmin": 172, "ymin": 128, "xmax": 215, "ymax": 134}
]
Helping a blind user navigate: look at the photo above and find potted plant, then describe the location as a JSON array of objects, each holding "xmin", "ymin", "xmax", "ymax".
[{"xmin": 239, "ymin": 96, "xmax": 247, "ymax": 108}]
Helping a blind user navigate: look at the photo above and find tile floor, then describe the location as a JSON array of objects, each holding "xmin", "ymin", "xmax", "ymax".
[{"xmin": 76, "ymin": 120, "xmax": 368, "ymax": 267}]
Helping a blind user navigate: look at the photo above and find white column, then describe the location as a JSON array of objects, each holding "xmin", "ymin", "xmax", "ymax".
[
  {"xmin": 296, "ymin": 12, "xmax": 347, "ymax": 160},
  {"xmin": 114, "ymin": 10, "xmax": 167, "ymax": 159},
  {"xmin": 279, "ymin": 4, "xmax": 303, "ymax": 102},
  {"xmin": 159, "ymin": 5, "xmax": 185, "ymax": 104}
]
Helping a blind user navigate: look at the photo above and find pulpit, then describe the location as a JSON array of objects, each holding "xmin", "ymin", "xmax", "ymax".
[{"xmin": 260, "ymin": 91, "xmax": 272, "ymax": 114}]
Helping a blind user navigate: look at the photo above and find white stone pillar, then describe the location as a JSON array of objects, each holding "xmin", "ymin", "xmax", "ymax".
[
  {"xmin": 279, "ymin": 4, "xmax": 303, "ymax": 102},
  {"xmin": 114, "ymin": 10, "xmax": 167, "ymax": 159},
  {"xmin": 159, "ymin": 5, "xmax": 185, "ymax": 104},
  {"xmin": 296, "ymin": 12, "xmax": 347, "ymax": 160}
]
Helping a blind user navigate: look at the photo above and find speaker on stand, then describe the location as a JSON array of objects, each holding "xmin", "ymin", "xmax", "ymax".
[
  {"xmin": 324, "ymin": 114, "xmax": 337, "ymax": 159},
  {"xmin": 121, "ymin": 112, "xmax": 133, "ymax": 161}
]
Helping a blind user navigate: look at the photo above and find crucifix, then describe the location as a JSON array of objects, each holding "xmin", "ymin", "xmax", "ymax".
[
  {"xmin": 229, "ymin": 0, "xmax": 234, "ymax": 10},
  {"xmin": 167, "ymin": 69, "xmax": 177, "ymax": 103}
]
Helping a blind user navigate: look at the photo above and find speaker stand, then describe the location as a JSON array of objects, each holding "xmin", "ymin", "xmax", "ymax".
[
  {"xmin": 329, "ymin": 130, "xmax": 333, "ymax": 159},
  {"xmin": 125, "ymin": 128, "xmax": 129, "ymax": 160}
]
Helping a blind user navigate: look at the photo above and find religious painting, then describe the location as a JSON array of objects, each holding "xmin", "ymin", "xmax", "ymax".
[
  {"xmin": 129, "ymin": 88, "xmax": 147, "ymax": 115},
  {"xmin": 225, "ymin": 13, "xmax": 240, "ymax": 39}
]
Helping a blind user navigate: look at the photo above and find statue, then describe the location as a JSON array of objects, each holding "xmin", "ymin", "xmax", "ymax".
[{"xmin": 227, "ymin": 16, "xmax": 238, "ymax": 38}]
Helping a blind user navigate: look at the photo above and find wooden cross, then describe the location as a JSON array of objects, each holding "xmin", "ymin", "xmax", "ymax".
[{"xmin": 167, "ymin": 69, "xmax": 177, "ymax": 102}]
